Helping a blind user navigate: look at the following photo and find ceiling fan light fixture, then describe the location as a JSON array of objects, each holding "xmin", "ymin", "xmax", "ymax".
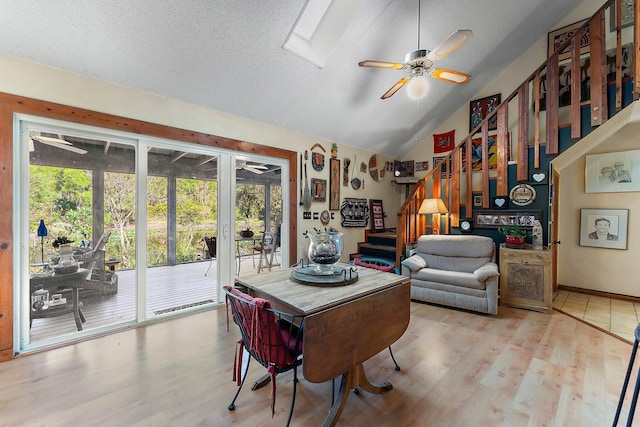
[{"xmin": 406, "ymin": 74, "xmax": 429, "ymax": 99}]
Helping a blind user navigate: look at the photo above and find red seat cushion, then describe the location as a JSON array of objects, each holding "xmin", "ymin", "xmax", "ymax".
[{"xmin": 354, "ymin": 257, "xmax": 396, "ymax": 272}]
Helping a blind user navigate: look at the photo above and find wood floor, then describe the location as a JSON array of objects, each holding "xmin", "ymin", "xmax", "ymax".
[{"xmin": 2, "ymin": 300, "xmax": 637, "ymax": 426}]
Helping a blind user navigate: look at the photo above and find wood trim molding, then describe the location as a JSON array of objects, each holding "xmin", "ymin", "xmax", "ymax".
[{"xmin": 0, "ymin": 91, "xmax": 298, "ymax": 361}]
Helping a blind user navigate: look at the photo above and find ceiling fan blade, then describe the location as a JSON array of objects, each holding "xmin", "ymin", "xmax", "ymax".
[
  {"xmin": 430, "ymin": 68, "xmax": 471, "ymax": 84},
  {"xmin": 426, "ymin": 30, "xmax": 473, "ymax": 62},
  {"xmin": 243, "ymin": 166, "xmax": 265, "ymax": 174},
  {"xmin": 381, "ymin": 77, "xmax": 410, "ymax": 99},
  {"xmin": 31, "ymin": 136, "xmax": 88, "ymax": 154},
  {"xmin": 359, "ymin": 60, "xmax": 404, "ymax": 69}
]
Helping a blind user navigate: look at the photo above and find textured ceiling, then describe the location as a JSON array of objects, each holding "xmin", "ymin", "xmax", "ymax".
[{"xmin": 0, "ymin": 0, "xmax": 586, "ymax": 157}]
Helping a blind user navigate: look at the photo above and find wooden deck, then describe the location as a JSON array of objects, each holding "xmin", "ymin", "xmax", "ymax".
[{"xmin": 29, "ymin": 251, "xmax": 277, "ymax": 343}]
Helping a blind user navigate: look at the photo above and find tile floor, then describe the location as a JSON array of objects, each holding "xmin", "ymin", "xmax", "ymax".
[{"xmin": 553, "ymin": 290, "xmax": 640, "ymax": 343}]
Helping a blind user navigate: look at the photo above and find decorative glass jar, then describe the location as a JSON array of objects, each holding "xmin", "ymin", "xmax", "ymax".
[{"xmin": 306, "ymin": 229, "xmax": 344, "ymax": 275}]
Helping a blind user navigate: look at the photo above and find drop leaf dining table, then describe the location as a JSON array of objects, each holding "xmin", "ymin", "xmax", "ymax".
[{"xmin": 235, "ymin": 263, "xmax": 410, "ymax": 427}]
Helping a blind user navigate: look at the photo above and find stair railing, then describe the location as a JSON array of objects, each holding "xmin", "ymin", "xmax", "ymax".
[{"xmin": 397, "ymin": 0, "xmax": 638, "ymax": 266}]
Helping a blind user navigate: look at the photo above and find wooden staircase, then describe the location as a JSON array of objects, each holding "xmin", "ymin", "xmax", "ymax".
[
  {"xmin": 395, "ymin": 0, "xmax": 640, "ymax": 266},
  {"xmin": 350, "ymin": 229, "xmax": 398, "ymax": 265}
]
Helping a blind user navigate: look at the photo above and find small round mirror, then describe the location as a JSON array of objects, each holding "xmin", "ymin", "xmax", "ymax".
[{"xmin": 368, "ymin": 155, "xmax": 385, "ymax": 182}]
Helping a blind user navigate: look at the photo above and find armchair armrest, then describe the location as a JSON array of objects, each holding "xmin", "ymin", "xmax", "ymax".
[
  {"xmin": 473, "ymin": 262, "xmax": 499, "ymax": 282},
  {"xmin": 401, "ymin": 254, "xmax": 427, "ymax": 272}
]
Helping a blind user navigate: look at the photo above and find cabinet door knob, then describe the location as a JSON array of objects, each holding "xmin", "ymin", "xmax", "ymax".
[{"xmin": 521, "ymin": 260, "xmax": 529, "ymax": 264}]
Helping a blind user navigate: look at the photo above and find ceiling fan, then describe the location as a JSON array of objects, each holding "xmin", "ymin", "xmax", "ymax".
[
  {"xmin": 358, "ymin": 1, "xmax": 472, "ymax": 100},
  {"xmin": 236, "ymin": 160, "xmax": 269, "ymax": 175},
  {"xmin": 29, "ymin": 132, "xmax": 88, "ymax": 154}
]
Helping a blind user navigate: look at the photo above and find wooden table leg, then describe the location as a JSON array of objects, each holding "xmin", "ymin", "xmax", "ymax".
[{"xmin": 322, "ymin": 364, "xmax": 393, "ymax": 427}]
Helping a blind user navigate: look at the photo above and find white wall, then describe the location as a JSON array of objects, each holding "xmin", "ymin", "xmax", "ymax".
[{"xmin": 0, "ymin": 55, "xmax": 403, "ymax": 262}]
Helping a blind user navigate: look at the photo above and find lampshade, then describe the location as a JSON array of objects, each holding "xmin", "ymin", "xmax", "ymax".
[
  {"xmin": 406, "ymin": 75, "xmax": 429, "ymax": 99},
  {"xmin": 37, "ymin": 219, "xmax": 48, "ymax": 237},
  {"xmin": 418, "ymin": 198, "xmax": 448, "ymax": 215}
]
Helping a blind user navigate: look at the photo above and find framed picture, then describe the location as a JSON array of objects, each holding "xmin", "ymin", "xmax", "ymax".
[
  {"xmin": 585, "ymin": 149, "xmax": 640, "ymax": 193},
  {"xmin": 432, "ymin": 156, "xmax": 449, "ymax": 179},
  {"xmin": 462, "ymin": 133, "xmax": 511, "ymax": 172},
  {"xmin": 473, "ymin": 210, "xmax": 541, "ymax": 229},
  {"xmin": 415, "ymin": 161, "xmax": 429, "ymax": 171},
  {"xmin": 547, "ymin": 19, "xmax": 589, "ymax": 61},
  {"xmin": 469, "ymin": 94, "xmax": 500, "ymax": 133},
  {"xmin": 530, "ymin": 169, "xmax": 548, "ymax": 185},
  {"xmin": 311, "ymin": 178, "xmax": 327, "ymax": 202},
  {"xmin": 473, "ymin": 194, "xmax": 483, "ymax": 207},
  {"xmin": 394, "ymin": 160, "xmax": 415, "ymax": 177},
  {"xmin": 329, "ymin": 158, "xmax": 340, "ymax": 210},
  {"xmin": 370, "ymin": 199, "xmax": 385, "ymax": 232},
  {"xmin": 579, "ymin": 208, "xmax": 628, "ymax": 250},
  {"xmin": 492, "ymin": 196, "xmax": 508, "ymax": 210},
  {"xmin": 610, "ymin": 0, "xmax": 634, "ymax": 31}
]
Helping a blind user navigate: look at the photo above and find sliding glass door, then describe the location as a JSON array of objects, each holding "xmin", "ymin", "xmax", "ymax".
[{"xmin": 16, "ymin": 117, "xmax": 288, "ymax": 352}]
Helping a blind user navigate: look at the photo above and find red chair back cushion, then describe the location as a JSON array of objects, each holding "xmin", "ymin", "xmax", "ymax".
[{"xmin": 354, "ymin": 257, "xmax": 396, "ymax": 272}]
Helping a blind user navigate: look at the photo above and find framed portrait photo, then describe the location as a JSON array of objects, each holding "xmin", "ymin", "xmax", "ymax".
[{"xmin": 579, "ymin": 208, "xmax": 628, "ymax": 250}]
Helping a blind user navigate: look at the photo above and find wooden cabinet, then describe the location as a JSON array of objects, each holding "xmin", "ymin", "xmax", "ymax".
[{"xmin": 499, "ymin": 244, "xmax": 552, "ymax": 314}]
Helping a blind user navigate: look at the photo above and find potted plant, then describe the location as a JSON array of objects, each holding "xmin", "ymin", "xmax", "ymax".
[
  {"xmin": 52, "ymin": 236, "xmax": 74, "ymax": 248},
  {"xmin": 498, "ymin": 224, "xmax": 530, "ymax": 249},
  {"xmin": 236, "ymin": 185, "xmax": 261, "ymax": 237}
]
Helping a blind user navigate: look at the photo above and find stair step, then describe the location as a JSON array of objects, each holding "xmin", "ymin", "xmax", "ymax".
[
  {"xmin": 358, "ymin": 243, "xmax": 396, "ymax": 258},
  {"xmin": 369, "ymin": 231, "xmax": 397, "ymax": 239}
]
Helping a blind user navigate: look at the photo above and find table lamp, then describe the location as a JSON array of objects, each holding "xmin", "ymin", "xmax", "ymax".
[
  {"xmin": 37, "ymin": 219, "xmax": 48, "ymax": 265},
  {"xmin": 418, "ymin": 198, "xmax": 448, "ymax": 235}
]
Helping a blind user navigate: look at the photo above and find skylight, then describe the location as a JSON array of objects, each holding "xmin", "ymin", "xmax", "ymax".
[{"xmin": 283, "ymin": 0, "xmax": 363, "ymax": 68}]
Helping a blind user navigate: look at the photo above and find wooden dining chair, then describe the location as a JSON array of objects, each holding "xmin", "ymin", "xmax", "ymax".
[{"xmin": 223, "ymin": 285, "xmax": 304, "ymax": 427}]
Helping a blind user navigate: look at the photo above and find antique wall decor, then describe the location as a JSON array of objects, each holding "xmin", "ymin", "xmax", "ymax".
[
  {"xmin": 343, "ymin": 157, "xmax": 351, "ymax": 187},
  {"xmin": 351, "ymin": 155, "xmax": 362, "ymax": 190},
  {"xmin": 340, "ymin": 198, "xmax": 369, "ymax": 227},
  {"xmin": 579, "ymin": 208, "xmax": 628, "ymax": 250},
  {"xmin": 368, "ymin": 155, "xmax": 385, "ymax": 181},
  {"xmin": 469, "ymin": 94, "xmax": 500, "ymax": 133},
  {"xmin": 311, "ymin": 178, "xmax": 327, "ymax": 202},
  {"xmin": 473, "ymin": 210, "xmax": 542, "ymax": 230},
  {"xmin": 329, "ymin": 158, "xmax": 340, "ymax": 210},
  {"xmin": 509, "ymin": 184, "xmax": 536, "ymax": 206},
  {"xmin": 311, "ymin": 143, "xmax": 326, "ymax": 171}
]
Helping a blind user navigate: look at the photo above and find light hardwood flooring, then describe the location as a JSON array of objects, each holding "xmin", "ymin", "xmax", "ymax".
[
  {"xmin": 554, "ymin": 290, "xmax": 640, "ymax": 343},
  {"xmin": 1, "ymin": 300, "xmax": 637, "ymax": 426}
]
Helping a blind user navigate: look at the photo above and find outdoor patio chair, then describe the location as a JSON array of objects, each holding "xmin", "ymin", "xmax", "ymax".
[
  {"xmin": 203, "ymin": 236, "xmax": 217, "ymax": 276},
  {"xmin": 223, "ymin": 285, "xmax": 304, "ymax": 427},
  {"xmin": 253, "ymin": 224, "xmax": 281, "ymax": 273}
]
